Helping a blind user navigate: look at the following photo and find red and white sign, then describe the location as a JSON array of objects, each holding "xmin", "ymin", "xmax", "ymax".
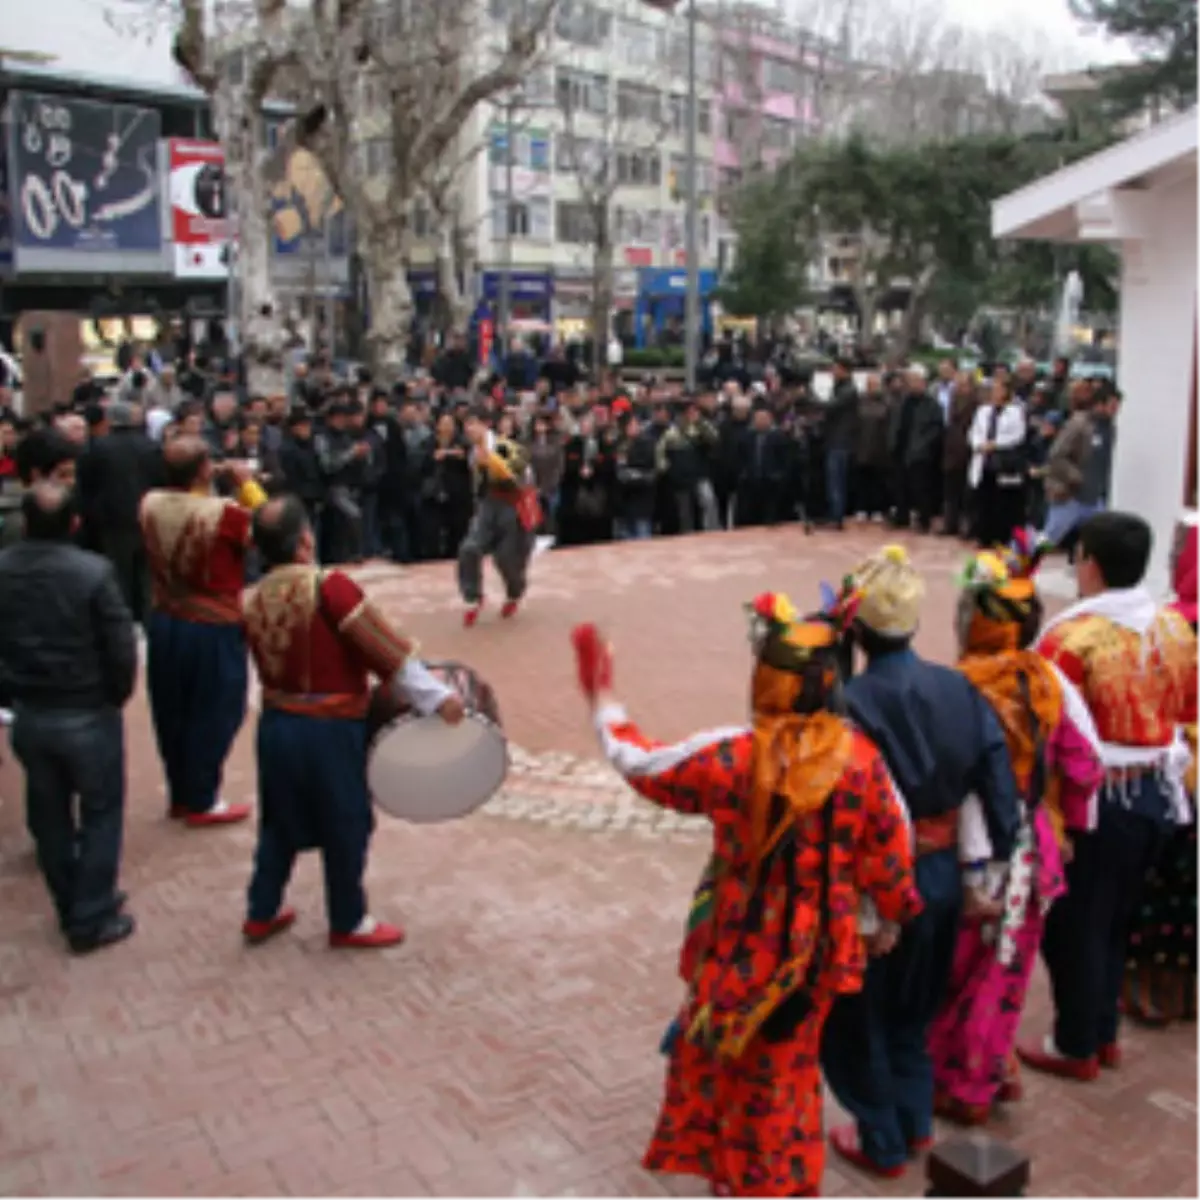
[{"xmin": 168, "ymin": 139, "xmax": 231, "ymax": 279}]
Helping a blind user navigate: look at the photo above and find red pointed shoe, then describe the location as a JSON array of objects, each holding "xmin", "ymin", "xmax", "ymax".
[
  {"xmin": 1016, "ymin": 1039, "xmax": 1099, "ymax": 1082},
  {"xmin": 908, "ymin": 1136, "xmax": 935, "ymax": 1156},
  {"xmin": 828, "ymin": 1124, "xmax": 905, "ymax": 1180},
  {"xmin": 463, "ymin": 603, "xmax": 483, "ymax": 628},
  {"xmin": 185, "ymin": 800, "xmax": 251, "ymax": 827},
  {"xmin": 243, "ymin": 907, "xmax": 296, "ymax": 945},
  {"xmin": 997, "ymin": 1078, "xmax": 1024, "ymax": 1103},
  {"xmin": 1099, "ymin": 1042, "xmax": 1122, "ymax": 1070},
  {"xmin": 933, "ymin": 1094, "xmax": 989, "ymax": 1126},
  {"xmin": 329, "ymin": 920, "xmax": 405, "ymax": 949},
  {"xmin": 500, "ymin": 599, "xmax": 519, "ymax": 619}
]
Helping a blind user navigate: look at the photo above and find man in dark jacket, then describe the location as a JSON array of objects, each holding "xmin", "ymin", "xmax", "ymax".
[
  {"xmin": 941, "ymin": 374, "xmax": 978, "ymax": 538},
  {"xmin": 76, "ymin": 401, "xmax": 163, "ymax": 624},
  {"xmin": 888, "ymin": 367, "xmax": 943, "ymax": 533},
  {"xmin": 715, "ymin": 390, "xmax": 752, "ymax": 527},
  {"xmin": 614, "ymin": 412, "xmax": 658, "ymax": 539},
  {"xmin": 432, "ymin": 332, "xmax": 475, "ymax": 392},
  {"xmin": 853, "ymin": 375, "xmax": 892, "ymax": 521},
  {"xmin": 0, "ymin": 483, "xmax": 137, "ymax": 954},
  {"xmin": 734, "ymin": 406, "xmax": 790, "ymax": 527},
  {"xmin": 278, "ymin": 409, "xmax": 325, "ymax": 523},
  {"xmin": 315, "ymin": 398, "xmax": 369, "ymax": 564},
  {"xmin": 823, "ymin": 358, "xmax": 860, "ymax": 530}
]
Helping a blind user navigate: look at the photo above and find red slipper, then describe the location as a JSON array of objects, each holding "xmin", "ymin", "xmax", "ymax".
[
  {"xmin": 185, "ymin": 801, "xmax": 251, "ymax": 827},
  {"xmin": 329, "ymin": 920, "xmax": 405, "ymax": 949},
  {"xmin": 464, "ymin": 603, "xmax": 483, "ymax": 628},
  {"xmin": 997, "ymin": 1078, "xmax": 1024, "ymax": 1103},
  {"xmin": 909, "ymin": 1135, "xmax": 935, "ymax": 1155},
  {"xmin": 828, "ymin": 1124, "xmax": 905, "ymax": 1180},
  {"xmin": 242, "ymin": 907, "xmax": 296, "ymax": 945},
  {"xmin": 1016, "ymin": 1040, "xmax": 1099, "ymax": 1082},
  {"xmin": 501, "ymin": 599, "xmax": 519, "ymax": 619},
  {"xmin": 1098, "ymin": 1042, "xmax": 1122, "ymax": 1069}
]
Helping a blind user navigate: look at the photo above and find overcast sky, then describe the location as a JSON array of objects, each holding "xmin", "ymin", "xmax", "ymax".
[{"xmin": 777, "ymin": 0, "xmax": 1133, "ymax": 69}]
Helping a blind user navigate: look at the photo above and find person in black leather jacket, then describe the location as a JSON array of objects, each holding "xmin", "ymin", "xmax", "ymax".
[{"xmin": 0, "ymin": 482, "xmax": 137, "ymax": 955}]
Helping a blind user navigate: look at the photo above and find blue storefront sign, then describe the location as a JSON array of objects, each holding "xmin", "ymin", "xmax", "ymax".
[
  {"xmin": 481, "ymin": 270, "xmax": 553, "ymax": 307},
  {"xmin": 8, "ymin": 91, "xmax": 163, "ymax": 261},
  {"xmin": 635, "ymin": 268, "xmax": 719, "ymax": 347}
]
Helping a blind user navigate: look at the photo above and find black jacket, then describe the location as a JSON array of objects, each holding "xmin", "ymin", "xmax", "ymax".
[
  {"xmin": 824, "ymin": 379, "xmax": 860, "ymax": 452},
  {"xmin": 889, "ymin": 390, "xmax": 944, "ymax": 468},
  {"xmin": 279, "ymin": 434, "xmax": 324, "ymax": 506},
  {"xmin": 0, "ymin": 540, "xmax": 136, "ymax": 710},
  {"xmin": 737, "ymin": 427, "xmax": 791, "ymax": 486},
  {"xmin": 615, "ymin": 432, "xmax": 658, "ymax": 521},
  {"xmin": 78, "ymin": 428, "xmax": 164, "ymax": 543}
]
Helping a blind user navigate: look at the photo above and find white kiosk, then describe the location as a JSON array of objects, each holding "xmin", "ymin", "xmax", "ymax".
[{"xmin": 993, "ymin": 109, "xmax": 1198, "ymax": 591}]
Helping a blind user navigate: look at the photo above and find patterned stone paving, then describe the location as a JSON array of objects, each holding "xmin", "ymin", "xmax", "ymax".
[{"xmin": 0, "ymin": 527, "xmax": 1194, "ymax": 1198}]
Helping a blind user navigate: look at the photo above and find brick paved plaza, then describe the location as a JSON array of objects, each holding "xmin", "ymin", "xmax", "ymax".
[{"xmin": 0, "ymin": 527, "xmax": 1195, "ymax": 1197}]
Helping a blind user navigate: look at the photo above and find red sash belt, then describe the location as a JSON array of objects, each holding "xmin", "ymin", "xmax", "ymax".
[
  {"xmin": 155, "ymin": 592, "xmax": 242, "ymax": 625},
  {"xmin": 261, "ymin": 690, "xmax": 370, "ymax": 720},
  {"xmin": 914, "ymin": 811, "xmax": 958, "ymax": 857}
]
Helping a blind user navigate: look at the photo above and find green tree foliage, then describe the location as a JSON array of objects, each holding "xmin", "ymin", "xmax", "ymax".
[
  {"xmin": 722, "ymin": 127, "xmax": 1116, "ymax": 348},
  {"xmin": 716, "ymin": 178, "xmax": 815, "ymax": 322},
  {"xmin": 1068, "ymin": 0, "xmax": 1198, "ymax": 117}
]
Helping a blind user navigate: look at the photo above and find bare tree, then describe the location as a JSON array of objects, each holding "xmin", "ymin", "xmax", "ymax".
[
  {"xmin": 112, "ymin": 0, "xmax": 557, "ymax": 381},
  {"xmin": 108, "ymin": 0, "xmax": 313, "ymax": 393}
]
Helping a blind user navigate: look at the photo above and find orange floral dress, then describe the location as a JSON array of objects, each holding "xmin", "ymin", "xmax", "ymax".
[{"xmin": 594, "ymin": 702, "xmax": 922, "ymax": 1197}]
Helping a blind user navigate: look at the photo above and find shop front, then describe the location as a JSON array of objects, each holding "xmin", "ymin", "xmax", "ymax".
[
  {"xmin": 633, "ymin": 268, "xmax": 718, "ymax": 348},
  {"xmin": 480, "ymin": 270, "xmax": 554, "ymax": 328}
]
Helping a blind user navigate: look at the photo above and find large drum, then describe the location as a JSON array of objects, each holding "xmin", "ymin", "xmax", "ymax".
[{"xmin": 366, "ymin": 661, "xmax": 508, "ymax": 823}]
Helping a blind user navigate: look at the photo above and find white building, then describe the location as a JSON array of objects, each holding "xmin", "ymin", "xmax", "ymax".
[{"xmin": 992, "ymin": 108, "xmax": 1198, "ymax": 590}]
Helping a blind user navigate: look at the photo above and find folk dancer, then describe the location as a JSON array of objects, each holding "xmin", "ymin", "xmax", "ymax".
[
  {"xmin": 1122, "ymin": 520, "xmax": 1198, "ymax": 1024},
  {"xmin": 1019, "ymin": 512, "xmax": 1197, "ymax": 1078},
  {"xmin": 140, "ymin": 436, "xmax": 267, "ymax": 826},
  {"xmin": 819, "ymin": 545, "xmax": 1021, "ymax": 1179},
  {"xmin": 459, "ymin": 409, "xmax": 541, "ymax": 627},
  {"xmin": 571, "ymin": 593, "xmax": 922, "ymax": 1198},
  {"xmin": 927, "ymin": 536, "xmax": 1103, "ymax": 1126},
  {"xmin": 241, "ymin": 496, "xmax": 464, "ymax": 949}
]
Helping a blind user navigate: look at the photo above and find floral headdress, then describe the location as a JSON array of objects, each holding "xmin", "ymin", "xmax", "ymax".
[{"xmin": 957, "ymin": 530, "xmax": 1047, "ymax": 650}]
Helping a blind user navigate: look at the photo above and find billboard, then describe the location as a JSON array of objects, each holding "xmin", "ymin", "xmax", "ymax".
[
  {"xmin": 265, "ymin": 117, "xmax": 347, "ymax": 259},
  {"xmin": 8, "ymin": 91, "xmax": 163, "ymax": 261},
  {"xmin": 0, "ymin": 144, "xmax": 12, "ymax": 275},
  {"xmin": 168, "ymin": 138, "xmax": 229, "ymax": 279}
]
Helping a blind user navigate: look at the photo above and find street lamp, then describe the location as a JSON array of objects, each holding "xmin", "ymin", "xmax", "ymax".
[{"xmin": 643, "ymin": 0, "xmax": 699, "ymax": 392}]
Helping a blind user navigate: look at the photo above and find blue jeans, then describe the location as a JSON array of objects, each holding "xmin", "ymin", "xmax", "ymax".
[
  {"xmin": 1043, "ymin": 498, "xmax": 1099, "ymax": 547},
  {"xmin": 618, "ymin": 517, "xmax": 652, "ymax": 540},
  {"xmin": 826, "ymin": 448, "xmax": 851, "ymax": 524},
  {"xmin": 11, "ymin": 705, "xmax": 126, "ymax": 938}
]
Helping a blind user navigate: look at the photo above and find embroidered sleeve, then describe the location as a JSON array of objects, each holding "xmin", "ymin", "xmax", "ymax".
[
  {"xmin": 1038, "ymin": 624, "xmax": 1088, "ymax": 692},
  {"xmin": 855, "ymin": 750, "xmax": 923, "ymax": 925},
  {"xmin": 593, "ymin": 700, "xmax": 750, "ymax": 817},
  {"xmin": 217, "ymin": 501, "xmax": 253, "ymax": 547},
  {"xmin": 320, "ymin": 570, "xmax": 418, "ymax": 681}
]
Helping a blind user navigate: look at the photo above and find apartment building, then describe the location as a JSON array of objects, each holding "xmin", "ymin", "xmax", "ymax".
[{"xmin": 405, "ymin": 0, "xmax": 730, "ymax": 343}]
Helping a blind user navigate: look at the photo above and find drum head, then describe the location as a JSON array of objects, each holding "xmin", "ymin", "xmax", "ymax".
[{"xmin": 368, "ymin": 714, "xmax": 508, "ymax": 823}]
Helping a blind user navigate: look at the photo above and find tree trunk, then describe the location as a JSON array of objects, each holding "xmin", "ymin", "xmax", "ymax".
[
  {"xmin": 219, "ymin": 94, "xmax": 286, "ymax": 397},
  {"xmin": 894, "ymin": 265, "xmax": 937, "ymax": 360},
  {"xmin": 590, "ymin": 212, "xmax": 614, "ymax": 384},
  {"xmin": 451, "ymin": 201, "xmax": 476, "ymax": 335},
  {"xmin": 435, "ymin": 213, "xmax": 470, "ymax": 336},
  {"xmin": 363, "ymin": 220, "xmax": 414, "ymax": 380}
]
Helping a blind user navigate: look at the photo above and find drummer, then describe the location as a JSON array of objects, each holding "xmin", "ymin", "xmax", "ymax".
[{"xmin": 241, "ymin": 495, "xmax": 465, "ymax": 950}]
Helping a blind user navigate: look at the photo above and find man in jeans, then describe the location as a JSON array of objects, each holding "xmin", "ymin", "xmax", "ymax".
[{"xmin": 0, "ymin": 483, "xmax": 137, "ymax": 954}]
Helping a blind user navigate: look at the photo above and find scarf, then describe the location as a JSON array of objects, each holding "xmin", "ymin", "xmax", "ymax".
[
  {"xmin": 747, "ymin": 709, "xmax": 852, "ymax": 869},
  {"xmin": 960, "ymin": 649, "xmax": 1062, "ymax": 791}
]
